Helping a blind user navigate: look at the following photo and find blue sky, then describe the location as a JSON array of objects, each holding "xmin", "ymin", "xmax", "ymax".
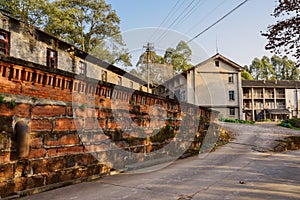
[{"xmin": 106, "ymin": 0, "xmax": 277, "ymax": 67}]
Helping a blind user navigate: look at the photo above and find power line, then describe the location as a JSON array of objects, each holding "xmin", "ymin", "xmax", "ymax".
[
  {"xmin": 187, "ymin": 0, "xmax": 249, "ymax": 44},
  {"xmin": 173, "ymin": 0, "xmax": 206, "ymax": 30},
  {"xmin": 148, "ymin": 0, "xmax": 182, "ymax": 42},
  {"xmin": 154, "ymin": 0, "xmax": 198, "ymax": 43},
  {"xmin": 185, "ymin": 0, "xmax": 227, "ymax": 35}
]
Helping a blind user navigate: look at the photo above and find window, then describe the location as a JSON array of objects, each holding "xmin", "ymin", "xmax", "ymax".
[
  {"xmin": 79, "ymin": 61, "xmax": 87, "ymax": 76},
  {"xmin": 215, "ymin": 60, "xmax": 219, "ymax": 67},
  {"xmin": 130, "ymin": 81, "xmax": 133, "ymax": 88},
  {"xmin": 228, "ymin": 74, "xmax": 234, "ymax": 83},
  {"xmin": 101, "ymin": 70, "xmax": 107, "ymax": 82},
  {"xmin": 0, "ymin": 30, "xmax": 9, "ymax": 56},
  {"xmin": 229, "ymin": 108, "xmax": 235, "ymax": 116},
  {"xmin": 229, "ymin": 90, "xmax": 235, "ymax": 101},
  {"xmin": 117, "ymin": 76, "xmax": 122, "ymax": 85},
  {"xmin": 46, "ymin": 48, "xmax": 57, "ymax": 68}
]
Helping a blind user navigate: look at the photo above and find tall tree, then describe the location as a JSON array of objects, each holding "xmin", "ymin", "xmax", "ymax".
[
  {"xmin": 248, "ymin": 56, "xmax": 275, "ymax": 80},
  {"xmin": 45, "ymin": 0, "xmax": 121, "ymax": 53},
  {"xmin": 0, "ymin": 0, "xmax": 48, "ymax": 27},
  {"xmin": 246, "ymin": 55, "xmax": 299, "ymax": 80},
  {"xmin": 271, "ymin": 55, "xmax": 299, "ymax": 80},
  {"xmin": 0, "ymin": 0, "xmax": 132, "ymax": 66},
  {"xmin": 262, "ymin": 0, "xmax": 300, "ymax": 66},
  {"xmin": 241, "ymin": 69, "xmax": 254, "ymax": 80},
  {"xmin": 90, "ymin": 34, "xmax": 132, "ymax": 67},
  {"xmin": 164, "ymin": 41, "xmax": 193, "ymax": 73},
  {"xmin": 133, "ymin": 49, "xmax": 167, "ymax": 84}
]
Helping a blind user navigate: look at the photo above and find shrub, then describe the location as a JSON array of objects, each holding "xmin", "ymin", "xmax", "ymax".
[
  {"xmin": 280, "ymin": 118, "xmax": 300, "ymax": 129},
  {"xmin": 219, "ymin": 118, "xmax": 255, "ymax": 125}
]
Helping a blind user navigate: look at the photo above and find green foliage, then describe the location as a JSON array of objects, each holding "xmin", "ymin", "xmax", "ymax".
[
  {"xmin": 262, "ymin": 0, "xmax": 300, "ymax": 67},
  {"xmin": 0, "ymin": 0, "xmax": 49, "ymax": 27},
  {"xmin": 0, "ymin": 94, "xmax": 5, "ymax": 105},
  {"xmin": 241, "ymin": 70, "xmax": 254, "ymax": 80},
  {"xmin": 0, "ymin": 94, "xmax": 16, "ymax": 109},
  {"xmin": 133, "ymin": 40, "xmax": 193, "ymax": 84},
  {"xmin": 0, "ymin": 0, "xmax": 131, "ymax": 66},
  {"xmin": 150, "ymin": 126, "xmax": 175, "ymax": 143},
  {"xmin": 6, "ymin": 100, "xmax": 16, "ymax": 109},
  {"xmin": 219, "ymin": 118, "xmax": 255, "ymax": 125},
  {"xmin": 280, "ymin": 118, "xmax": 300, "ymax": 129},
  {"xmin": 246, "ymin": 55, "xmax": 299, "ymax": 80},
  {"xmin": 164, "ymin": 40, "xmax": 193, "ymax": 73},
  {"xmin": 44, "ymin": 0, "xmax": 121, "ymax": 53}
]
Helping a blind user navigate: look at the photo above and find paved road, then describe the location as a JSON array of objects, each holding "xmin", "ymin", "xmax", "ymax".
[{"xmin": 20, "ymin": 123, "xmax": 300, "ymax": 200}]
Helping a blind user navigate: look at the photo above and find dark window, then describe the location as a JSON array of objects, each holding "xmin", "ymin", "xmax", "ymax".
[
  {"xmin": 46, "ymin": 48, "xmax": 57, "ymax": 68},
  {"xmin": 130, "ymin": 81, "xmax": 133, "ymax": 88},
  {"xmin": 79, "ymin": 61, "xmax": 87, "ymax": 76},
  {"xmin": 229, "ymin": 108, "xmax": 235, "ymax": 116},
  {"xmin": 117, "ymin": 76, "xmax": 122, "ymax": 85},
  {"xmin": 215, "ymin": 60, "xmax": 219, "ymax": 67},
  {"xmin": 229, "ymin": 90, "xmax": 235, "ymax": 101},
  {"xmin": 228, "ymin": 74, "xmax": 234, "ymax": 83},
  {"xmin": 102, "ymin": 70, "xmax": 107, "ymax": 82},
  {"xmin": 0, "ymin": 30, "xmax": 9, "ymax": 56}
]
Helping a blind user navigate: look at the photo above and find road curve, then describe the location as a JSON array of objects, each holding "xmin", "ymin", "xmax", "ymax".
[{"xmin": 20, "ymin": 123, "xmax": 300, "ymax": 200}]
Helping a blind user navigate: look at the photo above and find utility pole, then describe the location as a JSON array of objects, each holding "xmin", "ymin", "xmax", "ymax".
[{"xmin": 143, "ymin": 42, "xmax": 154, "ymax": 93}]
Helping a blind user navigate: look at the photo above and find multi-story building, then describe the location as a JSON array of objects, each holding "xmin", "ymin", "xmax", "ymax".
[
  {"xmin": 157, "ymin": 53, "xmax": 244, "ymax": 119},
  {"xmin": 0, "ymin": 11, "xmax": 147, "ymax": 91},
  {"xmin": 242, "ymin": 80, "xmax": 300, "ymax": 121}
]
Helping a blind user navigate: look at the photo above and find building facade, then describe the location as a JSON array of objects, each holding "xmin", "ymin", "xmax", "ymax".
[
  {"xmin": 0, "ymin": 11, "xmax": 147, "ymax": 91},
  {"xmin": 242, "ymin": 80, "xmax": 300, "ymax": 121},
  {"xmin": 158, "ymin": 54, "xmax": 244, "ymax": 119}
]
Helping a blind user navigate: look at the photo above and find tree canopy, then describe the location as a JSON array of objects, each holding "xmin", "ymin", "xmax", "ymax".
[
  {"xmin": 164, "ymin": 41, "xmax": 193, "ymax": 73},
  {"xmin": 0, "ymin": 0, "xmax": 48, "ymax": 27},
  {"xmin": 262, "ymin": 0, "xmax": 300, "ymax": 66},
  {"xmin": 0, "ymin": 0, "xmax": 131, "ymax": 66},
  {"xmin": 245, "ymin": 55, "xmax": 299, "ymax": 80},
  {"xmin": 132, "ymin": 41, "xmax": 193, "ymax": 84}
]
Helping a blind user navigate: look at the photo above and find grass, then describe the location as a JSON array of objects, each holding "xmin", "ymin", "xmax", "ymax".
[{"xmin": 219, "ymin": 118, "xmax": 255, "ymax": 125}]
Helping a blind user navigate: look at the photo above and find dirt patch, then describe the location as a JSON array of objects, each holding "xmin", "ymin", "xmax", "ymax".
[{"xmin": 274, "ymin": 136, "xmax": 300, "ymax": 152}]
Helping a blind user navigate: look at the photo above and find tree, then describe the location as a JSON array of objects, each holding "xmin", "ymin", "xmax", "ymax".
[
  {"xmin": 0, "ymin": 0, "xmax": 48, "ymax": 27},
  {"xmin": 0, "ymin": 0, "xmax": 132, "ymax": 66},
  {"xmin": 246, "ymin": 55, "xmax": 299, "ymax": 80},
  {"xmin": 132, "ymin": 41, "xmax": 193, "ymax": 84},
  {"xmin": 271, "ymin": 55, "xmax": 299, "ymax": 80},
  {"xmin": 90, "ymin": 35, "xmax": 132, "ymax": 67},
  {"xmin": 262, "ymin": 0, "xmax": 300, "ymax": 66},
  {"xmin": 248, "ymin": 56, "xmax": 275, "ymax": 80},
  {"xmin": 164, "ymin": 41, "xmax": 193, "ymax": 73},
  {"xmin": 133, "ymin": 49, "xmax": 168, "ymax": 85},
  {"xmin": 241, "ymin": 69, "xmax": 254, "ymax": 80},
  {"xmin": 45, "ymin": 0, "xmax": 121, "ymax": 53}
]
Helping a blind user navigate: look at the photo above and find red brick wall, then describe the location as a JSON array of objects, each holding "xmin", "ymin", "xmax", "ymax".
[{"xmin": 0, "ymin": 57, "xmax": 219, "ymax": 198}]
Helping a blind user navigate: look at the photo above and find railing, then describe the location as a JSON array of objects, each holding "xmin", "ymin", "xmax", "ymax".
[{"xmin": 0, "ymin": 57, "xmax": 205, "ymax": 115}]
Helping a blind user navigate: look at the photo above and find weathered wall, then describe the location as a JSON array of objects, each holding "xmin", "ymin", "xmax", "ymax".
[
  {"xmin": 0, "ymin": 56, "xmax": 219, "ymax": 198},
  {"xmin": 0, "ymin": 12, "xmax": 147, "ymax": 91}
]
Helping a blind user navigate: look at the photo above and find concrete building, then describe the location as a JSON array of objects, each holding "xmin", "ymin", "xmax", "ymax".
[
  {"xmin": 0, "ymin": 11, "xmax": 147, "ymax": 91},
  {"xmin": 242, "ymin": 80, "xmax": 300, "ymax": 121},
  {"xmin": 157, "ymin": 53, "xmax": 244, "ymax": 119}
]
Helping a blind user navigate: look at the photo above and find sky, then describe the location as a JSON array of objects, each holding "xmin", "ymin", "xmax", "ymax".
[{"xmin": 106, "ymin": 0, "xmax": 278, "ymax": 68}]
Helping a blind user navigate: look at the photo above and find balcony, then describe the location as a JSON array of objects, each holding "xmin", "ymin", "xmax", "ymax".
[
  {"xmin": 243, "ymin": 94, "xmax": 251, "ymax": 99},
  {"xmin": 276, "ymin": 94, "xmax": 285, "ymax": 99}
]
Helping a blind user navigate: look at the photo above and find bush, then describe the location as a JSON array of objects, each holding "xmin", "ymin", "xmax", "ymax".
[
  {"xmin": 219, "ymin": 118, "xmax": 255, "ymax": 125},
  {"xmin": 280, "ymin": 118, "xmax": 300, "ymax": 129}
]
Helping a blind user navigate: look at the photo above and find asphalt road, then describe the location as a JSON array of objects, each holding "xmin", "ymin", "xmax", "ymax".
[{"xmin": 20, "ymin": 123, "xmax": 300, "ymax": 200}]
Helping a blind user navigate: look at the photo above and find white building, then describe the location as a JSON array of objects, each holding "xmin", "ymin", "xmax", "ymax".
[{"xmin": 157, "ymin": 54, "xmax": 244, "ymax": 119}]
